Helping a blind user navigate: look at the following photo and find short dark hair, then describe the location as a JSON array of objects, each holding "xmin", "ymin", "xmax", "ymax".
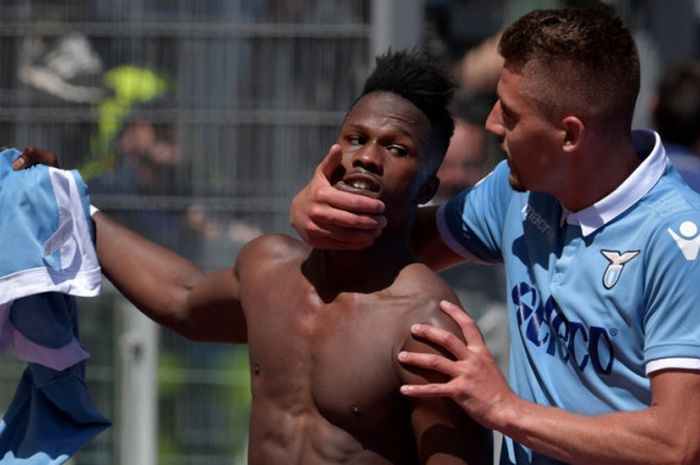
[
  {"xmin": 358, "ymin": 49, "xmax": 455, "ymax": 169},
  {"xmin": 499, "ymin": 8, "xmax": 640, "ymax": 128},
  {"xmin": 653, "ymin": 61, "xmax": 700, "ymax": 148}
]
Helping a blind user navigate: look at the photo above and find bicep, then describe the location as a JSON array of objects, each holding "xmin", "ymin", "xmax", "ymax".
[
  {"xmin": 184, "ymin": 266, "xmax": 247, "ymax": 343},
  {"xmin": 409, "ymin": 396, "xmax": 492, "ymax": 465},
  {"xmin": 398, "ymin": 312, "xmax": 492, "ymax": 464}
]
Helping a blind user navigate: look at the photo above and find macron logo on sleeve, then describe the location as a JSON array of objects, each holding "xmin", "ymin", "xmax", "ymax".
[{"xmin": 668, "ymin": 221, "xmax": 700, "ymax": 261}]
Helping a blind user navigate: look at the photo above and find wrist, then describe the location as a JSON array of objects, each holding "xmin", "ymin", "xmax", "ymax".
[{"xmin": 488, "ymin": 392, "xmax": 525, "ymax": 434}]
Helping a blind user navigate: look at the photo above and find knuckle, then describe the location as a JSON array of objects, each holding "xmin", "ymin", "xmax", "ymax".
[
  {"xmin": 439, "ymin": 331, "xmax": 457, "ymax": 346},
  {"xmin": 307, "ymin": 205, "xmax": 324, "ymax": 221}
]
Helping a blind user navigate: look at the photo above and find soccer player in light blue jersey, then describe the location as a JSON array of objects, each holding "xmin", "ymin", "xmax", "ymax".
[{"xmin": 291, "ymin": 8, "xmax": 700, "ymax": 465}]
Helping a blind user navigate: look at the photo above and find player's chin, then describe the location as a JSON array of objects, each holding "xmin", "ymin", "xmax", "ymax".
[{"xmin": 507, "ymin": 173, "xmax": 527, "ymax": 192}]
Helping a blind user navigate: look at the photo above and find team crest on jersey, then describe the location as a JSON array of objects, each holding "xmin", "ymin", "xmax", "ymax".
[
  {"xmin": 600, "ymin": 250, "xmax": 640, "ymax": 289},
  {"xmin": 667, "ymin": 221, "xmax": 700, "ymax": 261}
]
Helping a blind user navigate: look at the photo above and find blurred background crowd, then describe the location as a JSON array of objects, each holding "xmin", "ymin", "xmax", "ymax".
[{"xmin": 0, "ymin": 1, "xmax": 698, "ymax": 464}]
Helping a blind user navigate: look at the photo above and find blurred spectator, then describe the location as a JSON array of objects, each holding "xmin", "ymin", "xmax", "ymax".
[
  {"xmin": 456, "ymin": 33, "xmax": 504, "ymax": 96},
  {"xmin": 88, "ymin": 96, "xmax": 189, "ymax": 254},
  {"xmin": 185, "ymin": 203, "xmax": 263, "ymax": 271},
  {"xmin": 434, "ymin": 91, "xmax": 493, "ymax": 203},
  {"xmin": 426, "ymin": 0, "xmax": 615, "ymax": 95},
  {"xmin": 90, "ymin": 95, "xmax": 181, "ymax": 196},
  {"xmin": 652, "ymin": 61, "xmax": 700, "ymax": 191},
  {"xmin": 90, "ymin": 95, "xmax": 262, "ymax": 270}
]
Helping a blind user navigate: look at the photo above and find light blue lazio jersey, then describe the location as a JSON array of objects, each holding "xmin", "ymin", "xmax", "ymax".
[
  {"xmin": 0, "ymin": 148, "xmax": 108, "ymax": 465},
  {"xmin": 437, "ymin": 130, "xmax": 700, "ymax": 465}
]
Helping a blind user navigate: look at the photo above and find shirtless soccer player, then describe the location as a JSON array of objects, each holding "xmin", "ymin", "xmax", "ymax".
[{"xmin": 17, "ymin": 50, "xmax": 491, "ymax": 465}]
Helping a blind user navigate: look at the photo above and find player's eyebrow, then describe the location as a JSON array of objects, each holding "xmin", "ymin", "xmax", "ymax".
[
  {"xmin": 347, "ymin": 122, "xmax": 415, "ymax": 141},
  {"xmin": 498, "ymin": 94, "xmax": 516, "ymax": 118}
]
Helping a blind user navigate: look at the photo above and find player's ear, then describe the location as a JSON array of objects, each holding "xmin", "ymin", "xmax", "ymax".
[
  {"xmin": 561, "ymin": 115, "xmax": 585, "ymax": 153},
  {"xmin": 416, "ymin": 175, "xmax": 439, "ymax": 205}
]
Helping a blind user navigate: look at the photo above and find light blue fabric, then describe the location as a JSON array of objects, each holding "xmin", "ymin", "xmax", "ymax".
[
  {"xmin": 0, "ymin": 148, "xmax": 109, "ymax": 464},
  {"xmin": 0, "ymin": 149, "xmax": 101, "ymax": 303},
  {"xmin": 438, "ymin": 130, "xmax": 700, "ymax": 465},
  {"xmin": 665, "ymin": 143, "xmax": 700, "ymax": 193}
]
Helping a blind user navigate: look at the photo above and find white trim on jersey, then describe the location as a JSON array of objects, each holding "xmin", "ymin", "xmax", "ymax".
[
  {"xmin": 564, "ymin": 130, "xmax": 667, "ymax": 237},
  {"xmin": 646, "ymin": 357, "xmax": 700, "ymax": 375}
]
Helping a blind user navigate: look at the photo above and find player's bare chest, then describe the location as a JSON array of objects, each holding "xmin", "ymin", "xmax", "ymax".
[{"xmin": 245, "ymin": 288, "xmax": 408, "ymax": 431}]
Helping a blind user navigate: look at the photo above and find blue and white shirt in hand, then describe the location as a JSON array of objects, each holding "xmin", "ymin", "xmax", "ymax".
[
  {"xmin": 437, "ymin": 130, "xmax": 700, "ymax": 465},
  {"xmin": 0, "ymin": 148, "xmax": 109, "ymax": 465}
]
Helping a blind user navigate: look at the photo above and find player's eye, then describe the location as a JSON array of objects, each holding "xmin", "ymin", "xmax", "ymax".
[{"xmin": 387, "ymin": 145, "xmax": 407, "ymax": 156}]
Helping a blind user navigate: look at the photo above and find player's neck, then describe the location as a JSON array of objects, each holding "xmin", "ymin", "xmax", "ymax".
[
  {"xmin": 559, "ymin": 139, "xmax": 641, "ymax": 212},
  {"xmin": 303, "ymin": 240, "xmax": 415, "ymax": 302}
]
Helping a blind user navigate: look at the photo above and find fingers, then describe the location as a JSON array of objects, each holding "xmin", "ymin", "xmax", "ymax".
[
  {"xmin": 317, "ymin": 144, "xmax": 384, "ymax": 215},
  {"xmin": 400, "ymin": 382, "xmax": 453, "ymax": 398},
  {"xmin": 12, "ymin": 146, "xmax": 60, "ymax": 170},
  {"xmin": 291, "ymin": 184, "xmax": 385, "ymax": 249},
  {"xmin": 398, "ymin": 344, "xmax": 458, "ymax": 399},
  {"xmin": 439, "ymin": 300, "xmax": 487, "ymax": 349},
  {"xmin": 408, "ymin": 321, "xmax": 470, "ymax": 359},
  {"xmin": 398, "ymin": 350, "xmax": 459, "ymax": 377},
  {"xmin": 301, "ymin": 188, "xmax": 386, "ymax": 249},
  {"xmin": 290, "ymin": 144, "xmax": 387, "ymax": 249},
  {"xmin": 310, "ymin": 188, "xmax": 386, "ymax": 229}
]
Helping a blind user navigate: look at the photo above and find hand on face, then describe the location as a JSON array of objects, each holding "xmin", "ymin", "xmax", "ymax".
[
  {"xmin": 398, "ymin": 300, "xmax": 516, "ymax": 430},
  {"xmin": 289, "ymin": 144, "xmax": 387, "ymax": 250}
]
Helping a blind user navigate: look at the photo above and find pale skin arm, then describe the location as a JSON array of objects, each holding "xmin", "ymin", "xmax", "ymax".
[{"xmin": 399, "ymin": 301, "xmax": 700, "ymax": 465}]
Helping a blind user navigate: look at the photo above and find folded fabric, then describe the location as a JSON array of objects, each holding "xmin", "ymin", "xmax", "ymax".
[
  {"xmin": 0, "ymin": 148, "xmax": 109, "ymax": 464},
  {"xmin": 0, "ymin": 337, "xmax": 110, "ymax": 464},
  {"xmin": 0, "ymin": 148, "xmax": 101, "ymax": 304}
]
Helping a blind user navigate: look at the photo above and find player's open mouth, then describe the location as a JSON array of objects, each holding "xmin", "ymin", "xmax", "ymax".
[{"xmin": 334, "ymin": 173, "xmax": 381, "ymax": 198}]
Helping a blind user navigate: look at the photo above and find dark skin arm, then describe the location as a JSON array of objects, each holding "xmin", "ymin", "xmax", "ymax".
[
  {"xmin": 14, "ymin": 147, "xmax": 247, "ymax": 343},
  {"xmin": 93, "ymin": 212, "xmax": 246, "ymax": 343},
  {"xmin": 397, "ymin": 284, "xmax": 492, "ymax": 464},
  {"xmin": 400, "ymin": 327, "xmax": 493, "ymax": 465}
]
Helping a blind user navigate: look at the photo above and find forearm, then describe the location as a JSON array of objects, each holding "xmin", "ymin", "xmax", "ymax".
[
  {"xmin": 93, "ymin": 211, "xmax": 205, "ymax": 333},
  {"xmin": 499, "ymin": 398, "xmax": 693, "ymax": 465},
  {"xmin": 400, "ymin": 308, "xmax": 700, "ymax": 465}
]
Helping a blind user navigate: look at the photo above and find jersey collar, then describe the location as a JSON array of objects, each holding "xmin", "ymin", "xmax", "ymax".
[{"xmin": 562, "ymin": 129, "xmax": 667, "ymax": 237}]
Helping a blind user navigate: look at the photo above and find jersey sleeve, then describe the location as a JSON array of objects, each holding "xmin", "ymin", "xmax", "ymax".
[
  {"xmin": 437, "ymin": 160, "xmax": 512, "ymax": 264},
  {"xmin": 643, "ymin": 212, "xmax": 700, "ymax": 372}
]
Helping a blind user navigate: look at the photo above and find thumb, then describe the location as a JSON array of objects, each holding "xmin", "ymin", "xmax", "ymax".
[{"xmin": 318, "ymin": 144, "xmax": 344, "ymax": 184}]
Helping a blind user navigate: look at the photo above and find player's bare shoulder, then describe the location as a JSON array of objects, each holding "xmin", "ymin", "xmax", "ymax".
[
  {"xmin": 394, "ymin": 262, "xmax": 463, "ymax": 335},
  {"xmin": 235, "ymin": 234, "xmax": 310, "ymax": 286},
  {"xmin": 236, "ymin": 234, "xmax": 310, "ymax": 272}
]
